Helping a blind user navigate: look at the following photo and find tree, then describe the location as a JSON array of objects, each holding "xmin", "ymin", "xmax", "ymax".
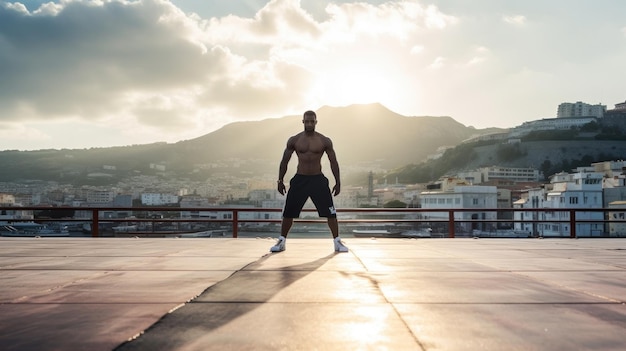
[
  {"xmin": 540, "ymin": 160, "xmax": 552, "ymax": 180},
  {"xmin": 580, "ymin": 121, "xmax": 599, "ymax": 132},
  {"xmin": 383, "ymin": 200, "xmax": 407, "ymax": 208},
  {"xmin": 496, "ymin": 144, "xmax": 526, "ymax": 162}
]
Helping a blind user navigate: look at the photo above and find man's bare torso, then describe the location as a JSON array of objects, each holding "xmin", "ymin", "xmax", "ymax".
[{"xmin": 289, "ymin": 131, "xmax": 328, "ymax": 175}]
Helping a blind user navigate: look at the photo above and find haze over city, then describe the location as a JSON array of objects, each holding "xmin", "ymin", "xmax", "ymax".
[{"xmin": 1, "ymin": 0, "xmax": 625, "ymax": 151}]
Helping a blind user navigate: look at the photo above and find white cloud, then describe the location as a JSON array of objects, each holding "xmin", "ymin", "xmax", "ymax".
[
  {"xmin": 465, "ymin": 46, "xmax": 489, "ymax": 66},
  {"xmin": 466, "ymin": 56, "xmax": 485, "ymax": 66},
  {"xmin": 0, "ymin": 0, "xmax": 285, "ymax": 147},
  {"xmin": 3, "ymin": 1, "xmax": 28, "ymax": 14},
  {"xmin": 33, "ymin": 1, "xmax": 63, "ymax": 15},
  {"xmin": 323, "ymin": 1, "xmax": 456, "ymax": 41},
  {"xmin": 429, "ymin": 56, "xmax": 446, "ymax": 69},
  {"xmin": 203, "ymin": 0, "xmax": 320, "ymax": 49},
  {"xmin": 423, "ymin": 4, "xmax": 457, "ymax": 29},
  {"xmin": 0, "ymin": 0, "xmax": 625, "ymax": 150},
  {"xmin": 410, "ymin": 45, "xmax": 424, "ymax": 55},
  {"xmin": 0, "ymin": 0, "xmax": 462, "ymax": 150},
  {"xmin": 503, "ymin": 15, "xmax": 526, "ymax": 25}
]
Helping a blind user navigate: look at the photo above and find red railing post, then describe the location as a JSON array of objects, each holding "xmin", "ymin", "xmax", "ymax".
[
  {"xmin": 232, "ymin": 209, "xmax": 238, "ymax": 238},
  {"xmin": 569, "ymin": 209, "xmax": 576, "ymax": 238},
  {"xmin": 448, "ymin": 210, "xmax": 455, "ymax": 238},
  {"xmin": 91, "ymin": 209, "xmax": 99, "ymax": 238}
]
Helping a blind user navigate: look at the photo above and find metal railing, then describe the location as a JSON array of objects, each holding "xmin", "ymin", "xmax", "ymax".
[{"xmin": 1, "ymin": 206, "xmax": 626, "ymax": 238}]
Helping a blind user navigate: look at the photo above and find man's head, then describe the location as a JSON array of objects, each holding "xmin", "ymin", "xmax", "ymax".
[{"xmin": 302, "ymin": 110, "xmax": 317, "ymax": 133}]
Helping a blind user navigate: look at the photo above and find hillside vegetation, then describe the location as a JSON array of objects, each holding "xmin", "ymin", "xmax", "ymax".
[{"xmin": 385, "ymin": 128, "xmax": 626, "ymax": 184}]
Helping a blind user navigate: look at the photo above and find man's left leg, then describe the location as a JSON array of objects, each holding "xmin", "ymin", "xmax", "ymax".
[
  {"xmin": 311, "ymin": 175, "xmax": 348, "ymax": 252},
  {"xmin": 327, "ymin": 217, "xmax": 348, "ymax": 252},
  {"xmin": 327, "ymin": 217, "xmax": 339, "ymax": 238}
]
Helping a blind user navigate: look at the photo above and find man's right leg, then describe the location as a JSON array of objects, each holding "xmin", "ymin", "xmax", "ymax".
[
  {"xmin": 272, "ymin": 175, "xmax": 307, "ymax": 252},
  {"xmin": 270, "ymin": 217, "xmax": 293, "ymax": 252}
]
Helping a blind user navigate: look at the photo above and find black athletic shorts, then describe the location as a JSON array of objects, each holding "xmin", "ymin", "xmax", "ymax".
[{"xmin": 283, "ymin": 174, "xmax": 337, "ymax": 218}]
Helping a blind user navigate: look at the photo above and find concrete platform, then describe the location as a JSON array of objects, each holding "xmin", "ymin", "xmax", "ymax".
[{"xmin": 1, "ymin": 237, "xmax": 625, "ymax": 350}]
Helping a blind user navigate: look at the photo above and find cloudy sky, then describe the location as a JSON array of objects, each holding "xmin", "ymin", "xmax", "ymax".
[{"xmin": 1, "ymin": 0, "xmax": 625, "ymax": 150}]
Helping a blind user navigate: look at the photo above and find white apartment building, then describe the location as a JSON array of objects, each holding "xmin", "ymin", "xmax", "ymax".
[
  {"xmin": 557, "ymin": 101, "xmax": 606, "ymax": 118},
  {"xmin": 141, "ymin": 193, "xmax": 179, "ymax": 206},
  {"xmin": 373, "ymin": 185, "xmax": 407, "ymax": 206},
  {"xmin": 248, "ymin": 189, "xmax": 279, "ymax": 204},
  {"xmin": 608, "ymin": 201, "xmax": 626, "ymax": 237},
  {"xmin": 180, "ymin": 195, "xmax": 211, "ymax": 208},
  {"xmin": 403, "ymin": 188, "xmax": 424, "ymax": 208},
  {"xmin": 457, "ymin": 166, "xmax": 541, "ymax": 184},
  {"xmin": 0, "ymin": 193, "xmax": 16, "ymax": 205},
  {"xmin": 514, "ymin": 171, "xmax": 604, "ymax": 237},
  {"xmin": 510, "ymin": 116, "xmax": 597, "ymax": 137},
  {"xmin": 12, "ymin": 193, "xmax": 37, "ymax": 205},
  {"xmin": 420, "ymin": 185, "xmax": 498, "ymax": 234},
  {"xmin": 184, "ymin": 205, "xmax": 259, "ymax": 222},
  {"xmin": 249, "ymin": 189, "xmax": 284, "ymax": 221},
  {"xmin": 594, "ymin": 161, "xmax": 626, "ymax": 207},
  {"xmin": 592, "ymin": 160, "xmax": 626, "ymax": 178},
  {"xmin": 86, "ymin": 189, "xmax": 116, "ymax": 204}
]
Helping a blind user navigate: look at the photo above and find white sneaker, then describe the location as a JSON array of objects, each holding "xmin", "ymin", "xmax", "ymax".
[
  {"xmin": 270, "ymin": 236, "xmax": 286, "ymax": 252},
  {"xmin": 334, "ymin": 237, "xmax": 349, "ymax": 252}
]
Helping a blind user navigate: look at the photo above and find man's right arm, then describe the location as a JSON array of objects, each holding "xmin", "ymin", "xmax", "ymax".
[{"xmin": 277, "ymin": 137, "xmax": 295, "ymax": 195}]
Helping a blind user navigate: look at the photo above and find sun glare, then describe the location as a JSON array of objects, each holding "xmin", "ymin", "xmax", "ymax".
[{"xmin": 311, "ymin": 65, "xmax": 397, "ymax": 106}]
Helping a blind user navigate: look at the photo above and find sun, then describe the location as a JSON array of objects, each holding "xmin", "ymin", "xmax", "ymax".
[{"xmin": 310, "ymin": 64, "xmax": 397, "ymax": 106}]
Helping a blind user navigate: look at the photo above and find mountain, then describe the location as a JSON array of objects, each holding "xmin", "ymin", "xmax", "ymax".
[
  {"xmin": 175, "ymin": 103, "xmax": 499, "ymax": 168},
  {"xmin": 0, "ymin": 103, "xmax": 502, "ymax": 183},
  {"xmin": 2, "ymin": 103, "xmax": 625, "ymax": 186}
]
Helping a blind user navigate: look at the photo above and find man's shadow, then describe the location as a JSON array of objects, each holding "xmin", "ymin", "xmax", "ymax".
[{"xmin": 115, "ymin": 253, "xmax": 336, "ymax": 350}]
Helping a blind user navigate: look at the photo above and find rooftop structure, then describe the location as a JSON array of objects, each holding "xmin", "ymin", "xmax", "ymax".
[
  {"xmin": 611, "ymin": 100, "xmax": 626, "ymax": 111},
  {"xmin": 1, "ymin": 237, "xmax": 625, "ymax": 350}
]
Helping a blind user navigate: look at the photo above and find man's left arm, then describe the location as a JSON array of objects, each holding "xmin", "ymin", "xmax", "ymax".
[{"xmin": 325, "ymin": 137, "xmax": 341, "ymax": 196}]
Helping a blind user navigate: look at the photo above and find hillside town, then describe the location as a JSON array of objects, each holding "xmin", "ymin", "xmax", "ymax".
[{"xmin": 1, "ymin": 99, "xmax": 626, "ymax": 237}]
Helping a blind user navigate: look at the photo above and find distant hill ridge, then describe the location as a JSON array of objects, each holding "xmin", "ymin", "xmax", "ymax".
[
  {"xmin": 178, "ymin": 103, "xmax": 502, "ymax": 168},
  {"xmin": 0, "ymin": 103, "xmax": 504, "ymax": 183}
]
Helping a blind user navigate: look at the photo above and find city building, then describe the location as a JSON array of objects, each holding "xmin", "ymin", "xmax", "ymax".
[
  {"xmin": 248, "ymin": 189, "xmax": 280, "ymax": 206},
  {"xmin": 508, "ymin": 100, "xmax": 611, "ymax": 138},
  {"xmin": 113, "ymin": 194, "xmax": 133, "ymax": 207},
  {"xmin": 457, "ymin": 166, "xmax": 542, "ymax": 184},
  {"xmin": 509, "ymin": 116, "xmax": 597, "ymax": 137},
  {"xmin": 514, "ymin": 170, "xmax": 604, "ymax": 237},
  {"xmin": 608, "ymin": 201, "xmax": 626, "ymax": 237},
  {"xmin": 612, "ymin": 100, "xmax": 626, "ymax": 110},
  {"xmin": 0, "ymin": 193, "xmax": 16, "ymax": 205},
  {"xmin": 592, "ymin": 160, "xmax": 626, "ymax": 178},
  {"xmin": 420, "ymin": 181, "xmax": 498, "ymax": 235},
  {"xmin": 141, "ymin": 193, "xmax": 179, "ymax": 206},
  {"xmin": 557, "ymin": 101, "xmax": 606, "ymax": 118},
  {"xmin": 180, "ymin": 204, "xmax": 258, "ymax": 223}
]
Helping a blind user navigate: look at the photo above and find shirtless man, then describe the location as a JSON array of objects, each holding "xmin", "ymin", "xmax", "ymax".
[{"xmin": 270, "ymin": 110, "xmax": 349, "ymax": 252}]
